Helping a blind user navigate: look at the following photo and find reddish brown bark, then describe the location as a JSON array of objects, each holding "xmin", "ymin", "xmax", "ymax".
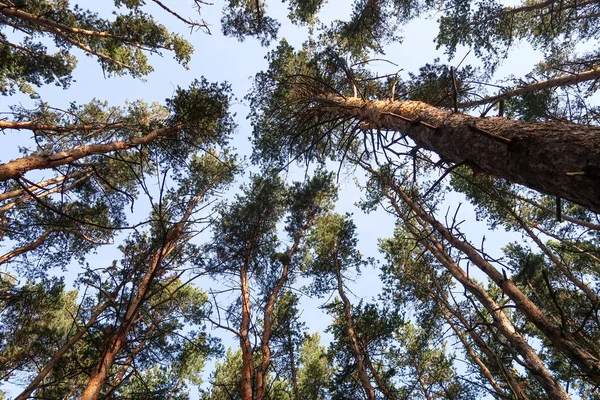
[
  {"xmin": 255, "ymin": 224, "xmax": 312, "ymax": 400},
  {"xmin": 0, "ymin": 229, "xmax": 54, "ymax": 265},
  {"xmin": 315, "ymin": 95, "xmax": 600, "ymax": 213},
  {"xmin": 0, "ymin": 124, "xmax": 181, "ymax": 182},
  {"xmin": 406, "ymin": 217, "xmax": 570, "ymax": 398},
  {"xmin": 80, "ymin": 193, "xmax": 202, "ymax": 400}
]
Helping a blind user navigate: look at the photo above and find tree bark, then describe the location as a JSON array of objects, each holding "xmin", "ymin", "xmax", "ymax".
[
  {"xmin": 255, "ymin": 226, "xmax": 308, "ymax": 400},
  {"xmin": 315, "ymin": 95, "xmax": 600, "ymax": 213},
  {"xmin": 240, "ymin": 265, "xmax": 254, "ymax": 400},
  {"xmin": 414, "ymin": 265, "xmax": 528, "ymax": 399},
  {"xmin": 80, "ymin": 193, "xmax": 202, "ymax": 400},
  {"xmin": 288, "ymin": 329, "xmax": 300, "ymax": 400},
  {"xmin": 376, "ymin": 172, "xmax": 596, "ymax": 393},
  {"xmin": 399, "ymin": 208, "xmax": 571, "ymax": 399}
]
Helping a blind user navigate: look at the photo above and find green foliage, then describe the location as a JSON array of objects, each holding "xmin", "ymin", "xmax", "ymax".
[
  {"xmin": 297, "ymin": 332, "xmax": 332, "ymax": 399},
  {"xmin": 303, "ymin": 213, "xmax": 369, "ymax": 295},
  {"xmin": 0, "ymin": 0, "xmax": 197, "ymax": 97},
  {"xmin": 286, "ymin": 0, "xmax": 326, "ymax": 25},
  {"xmin": 3, "ymin": 0, "xmax": 600, "ymax": 398},
  {"xmin": 221, "ymin": 0, "xmax": 280, "ymax": 46},
  {"xmin": 0, "ymin": 277, "xmax": 76, "ymax": 381}
]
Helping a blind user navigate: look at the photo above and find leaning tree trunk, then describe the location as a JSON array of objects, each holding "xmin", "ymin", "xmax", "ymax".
[
  {"xmin": 333, "ymin": 253, "xmax": 377, "ymax": 400},
  {"xmin": 80, "ymin": 193, "xmax": 203, "ymax": 400},
  {"xmin": 376, "ymin": 172, "xmax": 600, "ymax": 389},
  {"xmin": 314, "ymin": 95, "xmax": 600, "ymax": 213}
]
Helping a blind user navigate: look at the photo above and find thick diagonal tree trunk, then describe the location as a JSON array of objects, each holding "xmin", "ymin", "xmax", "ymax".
[{"xmin": 314, "ymin": 95, "xmax": 600, "ymax": 213}]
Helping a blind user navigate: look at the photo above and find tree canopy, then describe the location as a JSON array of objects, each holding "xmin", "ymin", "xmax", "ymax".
[{"xmin": 1, "ymin": 0, "xmax": 600, "ymax": 399}]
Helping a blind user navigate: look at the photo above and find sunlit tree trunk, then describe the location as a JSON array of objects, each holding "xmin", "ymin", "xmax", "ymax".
[
  {"xmin": 240, "ymin": 263, "xmax": 254, "ymax": 400},
  {"xmin": 375, "ymin": 167, "xmax": 600, "ymax": 387},
  {"xmin": 314, "ymin": 95, "xmax": 600, "ymax": 213}
]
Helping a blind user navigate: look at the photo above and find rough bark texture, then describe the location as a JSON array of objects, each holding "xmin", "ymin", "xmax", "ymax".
[
  {"xmin": 316, "ymin": 96, "xmax": 600, "ymax": 213},
  {"xmin": 396, "ymin": 204, "xmax": 571, "ymax": 399}
]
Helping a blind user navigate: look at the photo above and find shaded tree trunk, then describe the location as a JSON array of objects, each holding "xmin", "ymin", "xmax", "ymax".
[
  {"xmin": 377, "ymin": 179, "xmax": 571, "ymax": 399},
  {"xmin": 333, "ymin": 246, "xmax": 376, "ymax": 400}
]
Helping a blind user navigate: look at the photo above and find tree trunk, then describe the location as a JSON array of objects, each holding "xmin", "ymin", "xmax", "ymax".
[
  {"xmin": 334, "ymin": 250, "xmax": 376, "ymax": 400},
  {"xmin": 380, "ymin": 172, "xmax": 600, "ymax": 386},
  {"xmin": 288, "ymin": 329, "xmax": 300, "ymax": 400},
  {"xmin": 14, "ymin": 300, "xmax": 113, "ymax": 400},
  {"xmin": 80, "ymin": 192, "xmax": 203, "ymax": 400},
  {"xmin": 315, "ymin": 95, "xmax": 600, "ymax": 213},
  {"xmin": 240, "ymin": 266, "xmax": 254, "ymax": 400},
  {"xmin": 379, "ymin": 182, "xmax": 571, "ymax": 399},
  {"xmin": 255, "ymin": 225, "xmax": 310, "ymax": 400},
  {"xmin": 0, "ymin": 124, "xmax": 181, "ymax": 181},
  {"xmin": 459, "ymin": 67, "xmax": 600, "ymax": 108}
]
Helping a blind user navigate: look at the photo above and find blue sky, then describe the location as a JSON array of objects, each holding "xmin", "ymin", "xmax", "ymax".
[{"xmin": 0, "ymin": 0, "xmax": 551, "ymax": 396}]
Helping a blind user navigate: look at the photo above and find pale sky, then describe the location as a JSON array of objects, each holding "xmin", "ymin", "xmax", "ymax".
[{"xmin": 0, "ymin": 0, "xmax": 550, "ymax": 397}]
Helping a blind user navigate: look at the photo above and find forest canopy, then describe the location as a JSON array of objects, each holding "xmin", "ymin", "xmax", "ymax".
[{"xmin": 0, "ymin": 0, "xmax": 599, "ymax": 399}]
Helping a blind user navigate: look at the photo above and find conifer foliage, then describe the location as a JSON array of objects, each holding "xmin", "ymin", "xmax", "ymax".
[{"xmin": 1, "ymin": 0, "xmax": 600, "ymax": 399}]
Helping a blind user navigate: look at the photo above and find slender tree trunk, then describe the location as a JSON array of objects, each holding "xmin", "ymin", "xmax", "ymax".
[
  {"xmin": 379, "ymin": 183, "xmax": 571, "ymax": 399},
  {"xmin": 255, "ymin": 264, "xmax": 289, "ymax": 400},
  {"xmin": 417, "ymin": 268, "xmax": 530, "ymax": 399},
  {"xmin": 333, "ymin": 248, "xmax": 376, "ymax": 400},
  {"xmin": 14, "ymin": 300, "xmax": 113, "ymax": 400},
  {"xmin": 460, "ymin": 67, "xmax": 600, "ymax": 108},
  {"xmin": 288, "ymin": 328, "xmax": 300, "ymax": 400},
  {"xmin": 361, "ymin": 347, "xmax": 397, "ymax": 400},
  {"xmin": 0, "ymin": 124, "xmax": 181, "ymax": 181},
  {"xmin": 412, "ymin": 265, "xmax": 518, "ymax": 398},
  {"xmin": 0, "ymin": 229, "xmax": 55, "ymax": 265},
  {"xmin": 99, "ymin": 321, "xmax": 159, "ymax": 399},
  {"xmin": 515, "ymin": 195, "xmax": 600, "ymax": 231},
  {"xmin": 255, "ymin": 226, "xmax": 309, "ymax": 400},
  {"xmin": 0, "ymin": 168, "xmax": 91, "ymax": 202},
  {"xmin": 80, "ymin": 193, "xmax": 203, "ymax": 400},
  {"xmin": 315, "ymin": 95, "xmax": 600, "ymax": 213},
  {"xmin": 378, "ymin": 171, "xmax": 600, "ymax": 386},
  {"xmin": 240, "ymin": 265, "xmax": 254, "ymax": 400},
  {"xmin": 433, "ymin": 288, "xmax": 530, "ymax": 400},
  {"xmin": 438, "ymin": 305, "xmax": 512, "ymax": 399}
]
